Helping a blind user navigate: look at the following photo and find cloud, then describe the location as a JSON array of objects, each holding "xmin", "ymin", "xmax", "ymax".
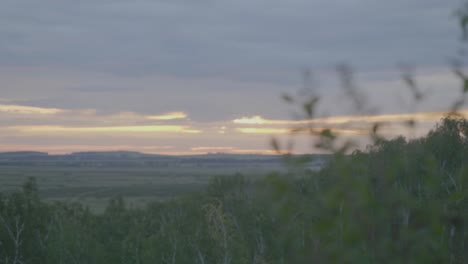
[
  {"xmin": 234, "ymin": 109, "xmax": 468, "ymax": 127},
  {"xmin": 233, "ymin": 109, "xmax": 468, "ymax": 138},
  {"xmin": 0, "ymin": 102, "xmax": 201, "ymax": 135},
  {"xmin": 236, "ymin": 128, "xmax": 290, "ymax": 134},
  {"xmin": 5, "ymin": 125, "xmax": 201, "ymax": 135},
  {"xmin": 0, "ymin": 0, "xmax": 464, "ymax": 154},
  {"xmin": 0, "ymin": 102, "xmax": 191, "ymax": 126},
  {"xmin": 0, "ymin": 0, "xmax": 459, "ymax": 81},
  {"xmin": 0, "ymin": 104, "xmax": 64, "ymax": 115},
  {"xmin": 236, "ymin": 127, "xmax": 368, "ymax": 135},
  {"xmin": 109, "ymin": 111, "xmax": 188, "ymax": 122},
  {"xmin": 145, "ymin": 112, "xmax": 187, "ymax": 120}
]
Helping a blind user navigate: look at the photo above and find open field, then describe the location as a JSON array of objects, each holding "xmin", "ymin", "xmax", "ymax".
[
  {"xmin": 0, "ymin": 163, "xmax": 283, "ymax": 212},
  {"xmin": 0, "ymin": 152, "xmax": 328, "ymax": 211}
]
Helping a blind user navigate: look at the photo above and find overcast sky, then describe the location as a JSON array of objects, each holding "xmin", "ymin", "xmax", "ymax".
[{"xmin": 0, "ymin": 0, "xmax": 466, "ymax": 154}]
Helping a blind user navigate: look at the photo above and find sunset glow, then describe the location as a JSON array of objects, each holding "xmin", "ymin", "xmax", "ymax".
[
  {"xmin": 0, "ymin": 102, "xmax": 466, "ymax": 154},
  {"xmin": 6, "ymin": 125, "xmax": 201, "ymax": 134},
  {"xmin": 236, "ymin": 128, "xmax": 290, "ymax": 134},
  {"xmin": 0, "ymin": 0, "xmax": 462, "ymax": 156}
]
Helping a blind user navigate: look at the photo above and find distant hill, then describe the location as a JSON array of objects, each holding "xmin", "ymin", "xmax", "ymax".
[
  {"xmin": 0, "ymin": 151, "xmax": 49, "ymax": 159},
  {"xmin": 0, "ymin": 151, "xmax": 329, "ymax": 168},
  {"xmin": 67, "ymin": 151, "xmax": 156, "ymax": 160}
]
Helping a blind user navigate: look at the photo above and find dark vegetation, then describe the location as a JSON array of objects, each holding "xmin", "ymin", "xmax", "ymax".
[{"xmin": 0, "ymin": 116, "xmax": 467, "ymax": 263}]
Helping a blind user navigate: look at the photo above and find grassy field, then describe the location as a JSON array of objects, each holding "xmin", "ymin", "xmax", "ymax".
[{"xmin": 0, "ymin": 164, "xmax": 280, "ymax": 212}]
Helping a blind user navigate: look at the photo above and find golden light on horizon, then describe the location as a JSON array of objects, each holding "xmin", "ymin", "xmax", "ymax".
[
  {"xmin": 236, "ymin": 128, "xmax": 290, "ymax": 134},
  {"xmin": 191, "ymin": 146, "xmax": 281, "ymax": 155},
  {"xmin": 1, "ymin": 107, "xmax": 467, "ymax": 155},
  {"xmin": 7, "ymin": 125, "xmax": 201, "ymax": 134},
  {"xmin": 228, "ymin": 148, "xmax": 280, "ymax": 155},
  {"xmin": 191, "ymin": 146, "xmax": 236, "ymax": 151}
]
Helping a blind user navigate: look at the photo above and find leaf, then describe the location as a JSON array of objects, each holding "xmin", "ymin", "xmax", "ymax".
[
  {"xmin": 405, "ymin": 119, "xmax": 415, "ymax": 128},
  {"xmin": 303, "ymin": 102, "xmax": 314, "ymax": 117},
  {"xmin": 461, "ymin": 16, "xmax": 468, "ymax": 38},
  {"xmin": 372, "ymin": 123, "xmax": 381, "ymax": 134},
  {"xmin": 270, "ymin": 138, "xmax": 281, "ymax": 153},
  {"xmin": 320, "ymin": 129, "xmax": 335, "ymax": 140},
  {"xmin": 403, "ymin": 75, "xmax": 415, "ymax": 88},
  {"xmin": 281, "ymin": 93, "xmax": 294, "ymax": 103},
  {"xmin": 449, "ymin": 191, "xmax": 465, "ymax": 204},
  {"xmin": 303, "ymin": 96, "xmax": 319, "ymax": 117}
]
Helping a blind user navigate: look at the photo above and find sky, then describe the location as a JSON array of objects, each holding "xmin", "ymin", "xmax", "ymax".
[{"xmin": 0, "ymin": 0, "xmax": 467, "ymax": 155}]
